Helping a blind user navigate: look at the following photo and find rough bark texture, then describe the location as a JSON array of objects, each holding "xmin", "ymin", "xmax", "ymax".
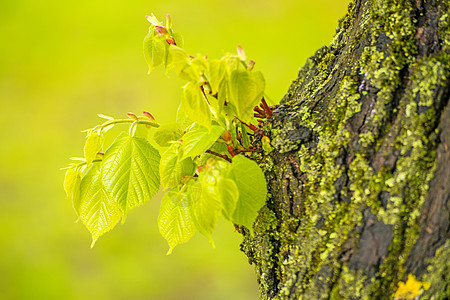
[{"xmin": 241, "ymin": 0, "xmax": 450, "ymax": 299}]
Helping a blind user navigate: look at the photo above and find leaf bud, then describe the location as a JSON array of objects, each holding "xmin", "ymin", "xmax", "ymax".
[
  {"xmin": 166, "ymin": 36, "xmax": 176, "ymax": 45},
  {"xmin": 127, "ymin": 112, "xmax": 139, "ymax": 121},
  {"xmin": 165, "ymin": 14, "xmax": 172, "ymax": 29},
  {"xmin": 227, "ymin": 144, "xmax": 235, "ymax": 156},
  {"xmin": 248, "ymin": 124, "xmax": 259, "ymax": 131},
  {"xmin": 195, "ymin": 165, "xmax": 208, "ymax": 175},
  {"xmin": 155, "ymin": 25, "xmax": 168, "ymax": 36},
  {"xmin": 237, "ymin": 45, "xmax": 247, "ymax": 61},
  {"xmin": 221, "ymin": 131, "xmax": 232, "ymax": 142},
  {"xmin": 206, "ymin": 157, "xmax": 216, "ymax": 166},
  {"xmin": 143, "ymin": 111, "xmax": 156, "ymax": 121},
  {"xmin": 248, "ymin": 60, "xmax": 255, "ymax": 71}
]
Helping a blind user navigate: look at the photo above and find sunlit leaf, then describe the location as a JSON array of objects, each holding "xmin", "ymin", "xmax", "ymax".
[
  {"xmin": 158, "ymin": 189, "xmax": 196, "ymax": 254},
  {"xmin": 102, "ymin": 133, "xmax": 160, "ymax": 215},
  {"xmin": 189, "ymin": 176, "xmax": 221, "ymax": 247},
  {"xmin": 145, "ymin": 14, "xmax": 161, "ymax": 27},
  {"xmin": 144, "ymin": 30, "xmax": 166, "ymax": 73},
  {"xmin": 229, "ymin": 155, "xmax": 267, "ymax": 231},
  {"xmin": 159, "ymin": 143, "xmax": 194, "ymax": 189},
  {"xmin": 153, "ymin": 123, "xmax": 183, "ymax": 147},
  {"xmin": 176, "ymin": 104, "xmax": 194, "ymax": 130},
  {"xmin": 218, "ymin": 78, "xmax": 228, "ymax": 109},
  {"xmin": 181, "ymin": 81, "xmax": 212, "ymax": 128},
  {"xmin": 208, "ymin": 59, "xmax": 227, "ymax": 95},
  {"xmin": 229, "ymin": 70, "xmax": 265, "ymax": 121},
  {"xmin": 84, "ymin": 131, "xmax": 103, "ymax": 166},
  {"xmin": 181, "ymin": 124, "xmax": 225, "ymax": 160},
  {"xmin": 240, "ymin": 123, "xmax": 252, "ymax": 149},
  {"xmin": 217, "ymin": 178, "xmax": 239, "ymax": 220},
  {"xmin": 172, "ymin": 32, "xmax": 184, "ymax": 48},
  {"xmin": 77, "ymin": 165, "xmax": 122, "ymax": 247},
  {"xmin": 169, "ymin": 45, "xmax": 196, "ymax": 81},
  {"xmin": 64, "ymin": 169, "xmax": 82, "ymax": 218},
  {"xmin": 191, "ymin": 56, "xmax": 208, "ymax": 78}
]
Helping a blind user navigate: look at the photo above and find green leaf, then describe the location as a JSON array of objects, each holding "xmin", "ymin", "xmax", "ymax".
[
  {"xmin": 228, "ymin": 70, "xmax": 265, "ymax": 121},
  {"xmin": 181, "ymin": 124, "xmax": 225, "ymax": 160},
  {"xmin": 240, "ymin": 123, "xmax": 252, "ymax": 149},
  {"xmin": 84, "ymin": 131, "xmax": 103, "ymax": 166},
  {"xmin": 229, "ymin": 155, "xmax": 267, "ymax": 231},
  {"xmin": 218, "ymin": 76, "xmax": 228, "ymax": 111},
  {"xmin": 217, "ymin": 178, "xmax": 239, "ymax": 220},
  {"xmin": 159, "ymin": 143, "xmax": 194, "ymax": 189},
  {"xmin": 64, "ymin": 169, "xmax": 82, "ymax": 217},
  {"xmin": 172, "ymin": 32, "xmax": 184, "ymax": 48},
  {"xmin": 191, "ymin": 56, "xmax": 208, "ymax": 78},
  {"xmin": 143, "ymin": 30, "xmax": 166, "ymax": 73},
  {"xmin": 152, "ymin": 123, "xmax": 183, "ymax": 147},
  {"xmin": 188, "ymin": 176, "xmax": 221, "ymax": 247},
  {"xmin": 78, "ymin": 165, "xmax": 122, "ymax": 247},
  {"xmin": 208, "ymin": 59, "xmax": 227, "ymax": 95},
  {"xmin": 145, "ymin": 14, "xmax": 161, "ymax": 27},
  {"xmin": 158, "ymin": 189, "xmax": 196, "ymax": 254},
  {"xmin": 102, "ymin": 133, "xmax": 160, "ymax": 215},
  {"xmin": 168, "ymin": 45, "xmax": 196, "ymax": 81},
  {"xmin": 64, "ymin": 169, "xmax": 80, "ymax": 198},
  {"xmin": 181, "ymin": 81, "xmax": 212, "ymax": 128},
  {"xmin": 176, "ymin": 104, "xmax": 194, "ymax": 130}
]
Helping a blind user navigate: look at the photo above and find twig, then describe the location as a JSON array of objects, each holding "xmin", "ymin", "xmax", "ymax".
[{"xmin": 205, "ymin": 150, "xmax": 232, "ymax": 163}]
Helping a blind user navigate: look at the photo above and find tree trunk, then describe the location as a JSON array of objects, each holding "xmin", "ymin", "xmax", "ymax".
[{"xmin": 242, "ymin": 0, "xmax": 450, "ymax": 298}]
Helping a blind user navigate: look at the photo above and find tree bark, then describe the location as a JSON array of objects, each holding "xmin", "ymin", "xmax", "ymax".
[{"xmin": 242, "ymin": 0, "xmax": 450, "ymax": 299}]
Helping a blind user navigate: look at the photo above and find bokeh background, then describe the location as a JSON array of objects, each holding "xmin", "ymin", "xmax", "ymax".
[{"xmin": 0, "ymin": 1, "xmax": 349, "ymax": 299}]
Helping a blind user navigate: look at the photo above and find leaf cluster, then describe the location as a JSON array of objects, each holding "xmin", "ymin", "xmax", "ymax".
[{"xmin": 64, "ymin": 14, "xmax": 268, "ymax": 253}]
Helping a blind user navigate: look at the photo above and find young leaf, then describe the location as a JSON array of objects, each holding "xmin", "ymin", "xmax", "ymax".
[
  {"xmin": 145, "ymin": 14, "xmax": 162, "ymax": 27},
  {"xmin": 181, "ymin": 81, "xmax": 211, "ymax": 128},
  {"xmin": 158, "ymin": 189, "xmax": 196, "ymax": 255},
  {"xmin": 169, "ymin": 45, "xmax": 196, "ymax": 81},
  {"xmin": 176, "ymin": 103, "xmax": 194, "ymax": 130},
  {"xmin": 217, "ymin": 178, "xmax": 239, "ymax": 220},
  {"xmin": 159, "ymin": 143, "xmax": 194, "ymax": 189},
  {"xmin": 190, "ymin": 56, "xmax": 208, "ymax": 78},
  {"xmin": 102, "ymin": 133, "xmax": 160, "ymax": 215},
  {"xmin": 64, "ymin": 169, "xmax": 80, "ymax": 198},
  {"xmin": 228, "ymin": 70, "xmax": 265, "ymax": 121},
  {"xmin": 172, "ymin": 32, "xmax": 184, "ymax": 48},
  {"xmin": 218, "ymin": 78, "xmax": 228, "ymax": 110},
  {"xmin": 181, "ymin": 124, "xmax": 225, "ymax": 160},
  {"xmin": 64, "ymin": 169, "xmax": 82, "ymax": 217},
  {"xmin": 152, "ymin": 123, "xmax": 183, "ymax": 147},
  {"xmin": 84, "ymin": 131, "xmax": 103, "ymax": 166},
  {"xmin": 208, "ymin": 59, "xmax": 227, "ymax": 95},
  {"xmin": 229, "ymin": 155, "xmax": 267, "ymax": 231},
  {"xmin": 77, "ymin": 165, "xmax": 122, "ymax": 247},
  {"xmin": 143, "ymin": 30, "xmax": 166, "ymax": 73},
  {"xmin": 188, "ymin": 176, "xmax": 221, "ymax": 247}
]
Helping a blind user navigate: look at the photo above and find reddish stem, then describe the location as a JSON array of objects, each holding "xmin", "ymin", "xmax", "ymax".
[
  {"xmin": 234, "ymin": 149, "xmax": 255, "ymax": 154},
  {"xmin": 205, "ymin": 150, "xmax": 232, "ymax": 163},
  {"xmin": 253, "ymin": 106, "xmax": 265, "ymax": 115},
  {"xmin": 260, "ymin": 98, "xmax": 272, "ymax": 118}
]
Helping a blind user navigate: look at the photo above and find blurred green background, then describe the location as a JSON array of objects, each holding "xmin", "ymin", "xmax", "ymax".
[{"xmin": 0, "ymin": 1, "xmax": 349, "ymax": 299}]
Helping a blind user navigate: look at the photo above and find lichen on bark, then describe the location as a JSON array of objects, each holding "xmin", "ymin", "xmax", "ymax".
[{"xmin": 241, "ymin": 0, "xmax": 450, "ymax": 299}]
